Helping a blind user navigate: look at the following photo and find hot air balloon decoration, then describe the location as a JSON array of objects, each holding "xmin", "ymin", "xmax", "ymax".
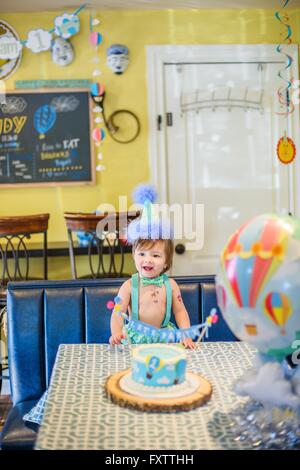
[
  {"xmin": 92, "ymin": 127, "xmax": 105, "ymax": 145},
  {"xmin": 264, "ymin": 292, "xmax": 292, "ymax": 336},
  {"xmin": 216, "ymin": 214, "xmax": 300, "ymax": 362},
  {"xmin": 34, "ymin": 104, "xmax": 57, "ymax": 139},
  {"xmin": 146, "ymin": 356, "xmax": 161, "ymax": 379}
]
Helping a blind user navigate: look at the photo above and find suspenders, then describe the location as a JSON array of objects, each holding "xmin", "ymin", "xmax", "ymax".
[{"xmin": 131, "ymin": 273, "xmax": 172, "ymax": 327}]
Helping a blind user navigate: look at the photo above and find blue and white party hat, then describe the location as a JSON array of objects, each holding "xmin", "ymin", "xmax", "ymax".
[{"xmin": 126, "ymin": 184, "xmax": 173, "ymax": 243}]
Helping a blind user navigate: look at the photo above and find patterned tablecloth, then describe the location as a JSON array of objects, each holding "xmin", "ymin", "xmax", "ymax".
[{"xmin": 35, "ymin": 342, "xmax": 257, "ymax": 450}]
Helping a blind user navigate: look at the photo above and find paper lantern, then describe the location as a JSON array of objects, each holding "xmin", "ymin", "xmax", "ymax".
[
  {"xmin": 92, "ymin": 127, "xmax": 105, "ymax": 143},
  {"xmin": 90, "ymin": 31, "xmax": 102, "ymax": 46},
  {"xmin": 90, "ymin": 82, "xmax": 105, "ymax": 97}
]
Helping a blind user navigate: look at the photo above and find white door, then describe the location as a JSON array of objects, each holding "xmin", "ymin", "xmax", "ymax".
[{"xmin": 159, "ymin": 56, "xmax": 298, "ymax": 276}]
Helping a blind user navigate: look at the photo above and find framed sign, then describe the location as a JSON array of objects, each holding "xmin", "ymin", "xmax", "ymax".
[{"xmin": 0, "ymin": 89, "xmax": 95, "ymax": 187}]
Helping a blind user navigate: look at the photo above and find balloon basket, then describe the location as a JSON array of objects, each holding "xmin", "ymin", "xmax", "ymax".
[{"xmin": 227, "ymin": 401, "xmax": 300, "ymax": 449}]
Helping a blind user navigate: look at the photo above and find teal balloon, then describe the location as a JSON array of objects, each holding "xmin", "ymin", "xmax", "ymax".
[{"xmin": 34, "ymin": 105, "xmax": 57, "ymax": 136}]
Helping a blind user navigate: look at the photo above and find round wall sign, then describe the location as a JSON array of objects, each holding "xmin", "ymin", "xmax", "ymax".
[
  {"xmin": 0, "ymin": 20, "xmax": 22, "ymax": 81},
  {"xmin": 277, "ymin": 136, "xmax": 296, "ymax": 164}
]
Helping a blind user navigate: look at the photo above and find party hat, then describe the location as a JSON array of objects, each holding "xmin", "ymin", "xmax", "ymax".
[{"xmin": 126, "ymin": 184, "xmax": 173, "ymax": 243}]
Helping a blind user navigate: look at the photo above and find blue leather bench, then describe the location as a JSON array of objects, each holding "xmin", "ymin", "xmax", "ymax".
[{"xmin": 0, "ymin": 276, "xmax": 237, "ymax": 450}]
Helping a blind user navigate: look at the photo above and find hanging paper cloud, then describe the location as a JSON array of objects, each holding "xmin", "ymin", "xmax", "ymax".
[
  {"xmin": 96, "ymin": 164, "xmax": 106, "ymax": 172},
  {"xmin": 93, "ymin": 106, "xmax": 103, "ymax": 113},
  {"xmin": 34, "ymin": 104, "xmax": 57, "ymax": 139},
  {"xmin": 107, "ymin": 44, "xmax": 129, "ymax": 74},
  {"xmin": 54, "ymin": 13, "xmax": 80, "ymax": 39},
  {"xmin": 92, "ymin": 18, "xmax": 100, "ymax": 26},
  {"xmin": 51, "ymin": 37, "xmax": 74, "ymax": 66},
  {"xmin": 25, "ymin": 29, "xmax": 52, "ymax": 53},
  {"xmin": 0, "ymin": 34, "xmax": 22, "ymax": 60}
]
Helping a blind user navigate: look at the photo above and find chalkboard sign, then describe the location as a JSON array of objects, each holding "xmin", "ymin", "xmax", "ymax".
[{"xmin": 0, "ymin": 89, "xmax": 95, "ymax": 186}]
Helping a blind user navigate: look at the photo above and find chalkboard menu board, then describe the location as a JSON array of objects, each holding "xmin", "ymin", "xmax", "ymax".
[{"xmin": 0, "ymin": 89, "xmax": 95, "ymax": 186}]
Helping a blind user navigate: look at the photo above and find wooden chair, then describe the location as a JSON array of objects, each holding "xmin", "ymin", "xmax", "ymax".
[
  {"xmin": 0, "ymin": 213, "xmax": 49, "ymax": 392},
  {"xmin": 64, "ymin": 211, "xmax": 139, "ymax": 279},
  {"xmin": 0, "ymin": 214, "xmax": 49, "ymax": 307}
]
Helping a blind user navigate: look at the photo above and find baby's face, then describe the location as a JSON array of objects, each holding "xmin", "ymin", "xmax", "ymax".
[{"xmin": 134, "ymin": 241, "xmax": 167, "ymax": 278}]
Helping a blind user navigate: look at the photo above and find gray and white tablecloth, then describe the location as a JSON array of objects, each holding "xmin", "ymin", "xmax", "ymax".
[{"xmin": 35, "ymin": 342, "xmax": 257, "ymax": 450}]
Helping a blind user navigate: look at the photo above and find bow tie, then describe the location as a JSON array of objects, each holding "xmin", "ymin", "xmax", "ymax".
[{"xmin": 141, "ymin": 275, "xmax": 164, "ymax": 288}]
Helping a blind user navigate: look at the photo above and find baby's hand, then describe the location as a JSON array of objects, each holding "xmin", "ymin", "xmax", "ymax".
[
  {"xmin": 109, "ymin": 333, "xmax": 125, "ymax": 345},
  {"xmin": 182, "ymin": 337, "xmax": 196, "ymax": 349}
]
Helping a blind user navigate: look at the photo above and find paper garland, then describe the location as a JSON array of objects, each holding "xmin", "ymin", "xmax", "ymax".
[
  {"xmin": 19, "ymin": 4, "xmax": 86, "ymax": 51},
  {"xmin": 275, "ymin": 0, "xmax": 294, "ymax": 116},
  {"xmin": 89, "ymin": 11, "xmax": 106, "ymax": 172},
  {"xmin": 107, "ymin": 296, "xmax": 219, "ymax": 343}
]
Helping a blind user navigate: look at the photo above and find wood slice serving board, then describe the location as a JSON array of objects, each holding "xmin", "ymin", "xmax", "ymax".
[{"xmin": 105, "ymin": 369, "xmax": 212, "ymax": 412}]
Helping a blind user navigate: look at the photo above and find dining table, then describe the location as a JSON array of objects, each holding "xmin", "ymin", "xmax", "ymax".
[{"xmin": 35, "ymin": 342, "xmax": 257, "ymax": 450}]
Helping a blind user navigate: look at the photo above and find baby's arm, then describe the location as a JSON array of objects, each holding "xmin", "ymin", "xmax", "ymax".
[
  {"xmin": 170, "ymin": 279, "xmax": 195, "ymax": 349},
  {"xmin": 109, "ymin": 279, "xmax": 131, "ymax": 345}
]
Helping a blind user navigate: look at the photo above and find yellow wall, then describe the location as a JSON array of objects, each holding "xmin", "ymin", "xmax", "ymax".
[{"xmin": 0, "ymin": 8, "xmax": 299, "ymax": 278}]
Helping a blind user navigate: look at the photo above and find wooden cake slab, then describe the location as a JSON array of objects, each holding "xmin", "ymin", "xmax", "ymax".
[{"xmin": 105, "ymin": 368, "xmax": 212, "ymax": 412}]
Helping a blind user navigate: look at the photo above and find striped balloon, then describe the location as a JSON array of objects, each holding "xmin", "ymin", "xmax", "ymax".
[
  {"xmin": 92, "ymin": 127, "xmax": 105, "ymax": 142},
  {"xmin": 90, "ymin": 82, "xmax": 105, "ymax": 97},
  {"xmin": 90, "ymin": 31, "xmax": 102, "ymax": 46},
  {"xmin": 221, "ymin": 215, "xmax": 290, "ymax": 308},
  {"xmin": 264, "ymin": 292, "xmax": 292, "ymax": 334}
]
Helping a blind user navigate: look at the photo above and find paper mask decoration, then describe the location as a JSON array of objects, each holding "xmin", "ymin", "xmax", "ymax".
[
  {"xmin": 51, "ymin": 37, "xmax": 74, "ymax": 66},
  {"xmin": 107, "ymin": 44, "xmax": 129, "ymax": 74},
  {"xmin": 0, "ymin": 20, "xmax": 22, "ymax": 80},
  {"xmin": 26, "ymin": 29, "xmax": 52, "ymax": 53},
  {"xmin": 54, "ymin": 13, "xmax": 80, "ymax": 39},
  {"xmin": 216, "ymin": 213, "xmax": 300, "ymax": 362}
]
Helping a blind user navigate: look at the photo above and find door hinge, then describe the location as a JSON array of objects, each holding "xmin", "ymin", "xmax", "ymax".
[
  {"xmin": 157, "ymin": 114, "xmax": 162, "ymax": 131},
  {"xmin": 166, "ymin": 112, "xmax": 173, "ymax": 127}
]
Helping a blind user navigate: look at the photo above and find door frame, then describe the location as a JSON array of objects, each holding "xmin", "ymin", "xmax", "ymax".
[{"xmin": 146, "ymin": 44, "xmax": 300, "ymax": 216}]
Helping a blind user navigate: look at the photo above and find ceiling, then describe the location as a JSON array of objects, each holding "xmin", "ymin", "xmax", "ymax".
[{"xmin": 0, "ymin": 0, "xmax": 299, "ymax": 13}]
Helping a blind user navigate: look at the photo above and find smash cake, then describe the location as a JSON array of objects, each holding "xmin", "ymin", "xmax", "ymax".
[{"xmin": 105, "ymin": 344, "xmax": 212, "ymax": 412}]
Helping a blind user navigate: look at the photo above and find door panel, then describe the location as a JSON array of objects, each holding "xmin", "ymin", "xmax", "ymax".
[{"xmin": 164, "ymin": 62, "xmax": 290, "ymax": 275}]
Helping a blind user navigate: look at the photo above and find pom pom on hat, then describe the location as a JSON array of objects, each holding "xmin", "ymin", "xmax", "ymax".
[
  {"xmin": 125, "ymin": 183, "xmax": 174, "ymax": 244},
  {"xmin": 132, "ymin": 184, "xmax": 157, "ymax": 205}
]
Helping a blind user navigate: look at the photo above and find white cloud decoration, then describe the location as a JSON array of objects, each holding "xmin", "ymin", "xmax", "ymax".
[
  {"xmin": 26, "ymin": 29, "xmax": 52, "ymax": 53},
  {"xmin": 54, "ymin": 14, "xmax": 80, "ymax": 39},
  {"xmin": 234, "ymin": 360, "xmax": 300, "ymax": 409},
  {"xmin": 157, "ymin": 376, "xmax": 171, "ymax": 385}
]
